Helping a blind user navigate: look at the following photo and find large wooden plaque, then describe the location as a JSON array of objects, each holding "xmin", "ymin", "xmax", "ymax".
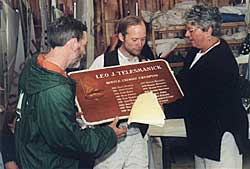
[{"xmin": 68, "ymin": 60, "xmax": 183, "ymax": 125}]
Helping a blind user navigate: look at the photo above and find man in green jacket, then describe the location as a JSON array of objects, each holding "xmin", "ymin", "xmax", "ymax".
[{"xmin": 15, "ymin": 16, "xmax": 127, "ymax": 169}]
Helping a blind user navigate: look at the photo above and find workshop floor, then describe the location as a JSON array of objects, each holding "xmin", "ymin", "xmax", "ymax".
[{"xmin": 150, "ymin": 137, "xmax": 250, "ymax": 169}]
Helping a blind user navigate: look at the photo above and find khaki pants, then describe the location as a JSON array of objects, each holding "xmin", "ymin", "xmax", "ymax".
[
  {"xmin": 195, "ymin": 132, "xmax": 242, "ymax": 169},
  {"xmin": 94, "ymin": 132, "xmax": 148, "ymax": 169}
]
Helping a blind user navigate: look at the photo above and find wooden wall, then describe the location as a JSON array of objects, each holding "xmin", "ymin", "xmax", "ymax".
[
  {"xmin": 12, "ymin": 0, "xmax": 231, "ymax": 57},
  {"xmin": 93, "ymin": 0, "xmax": 231, "ymax": 56},
  {"xmin": 94, "ymin": 0, "xmax": 181, "ymax": 56}
]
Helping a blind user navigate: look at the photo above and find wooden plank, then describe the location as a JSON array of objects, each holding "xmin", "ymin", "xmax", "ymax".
[
  {"xmin": 174, "ymin": 39, "xmax": 244, "ymax": 49},
  {"xmin": 119, "ymin": 0, "xmax": 123, "ymax": 17},
  {"xmin": 93, "ymin": 0, "xmax": 103, "ymax": 56},
  {"xmin": 218, "ymin": 0, "xmax": 230, "ymax": 7},
  {"xmin": 101, "ymin": 0, "xmax": 107, "ymax": 50},
  {"xmin": 76, "ymin": 0, "xmax": 95, "ymax": 68},
  {"xmin": 153, "ymin": 22, "xmax": 246, "ymax": 32},
  {"xmin": 161, "ymin": 0, "xmax": 171, "ymax": 10},
  {"xmin": 151, "ymin": 27, "xmax": 157, "ymax": 58},
  {"xmin": 222, "ymin": 22, "xmax": 246, "ymax": 28},
  {"xmin": 104, "ymin": 0, "xmax": 119, "ymax": 49},
  {"xmin": 128, "ymin": 0, "xmax": 137, "ymax": 16}
]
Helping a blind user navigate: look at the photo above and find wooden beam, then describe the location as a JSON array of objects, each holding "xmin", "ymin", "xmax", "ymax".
[
  {"xmin": 119, "ymin": 0, "xmax": 123, "ymax": 17},
  {"xmin": 101, "ymin": 0, "xmax": 107, "ymax": 49},
  {"xmin": 76, "ymin": 0, "xmax": 95, "ymax": 68}
]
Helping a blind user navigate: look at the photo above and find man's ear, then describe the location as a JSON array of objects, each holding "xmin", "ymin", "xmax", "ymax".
[
  {"xmin": 66, "ymin": 38, "xmax": 79, "ymax": 50},
  {"xmin": 207, "ymin": 27, "xmax": 213, "ymax": 35},
  {"xmin": 118, "ymin": 32, "xmax": 125, "ymax": 42}
]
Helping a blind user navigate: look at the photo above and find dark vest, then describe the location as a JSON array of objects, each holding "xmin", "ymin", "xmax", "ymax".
[
  {"xmin": 104, "ymin": 50, "xmax": 147, "ymax": 66},
  {"xmin": 104, "ymin": 50, "xmax": 149, "ymax": 137}
]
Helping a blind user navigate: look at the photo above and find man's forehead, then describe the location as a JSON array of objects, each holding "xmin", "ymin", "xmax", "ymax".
[
  {"xmin": 127, "ymin": 23, "xmax": 145, "ymax": 29},
  {"xmin": 126, "ymin": 25, "xmax": 146, "ymax": 35},
  {"xmin": 125, "ymin": 33, "xmax": 146, "ymax": 39}
]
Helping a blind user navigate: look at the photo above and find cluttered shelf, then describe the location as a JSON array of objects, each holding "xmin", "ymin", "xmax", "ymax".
[
  {"xmin": 149, "ymin": 21, "xmax": 247, "ymax": 69},
  {"xmin": 152, "ymin": 22, "xmax": 246, "ymax": 32},
  {"xmin": 158, "ymin": 37, "xmax": 245, "ymax": 69},
  {"xmin": 174, "ymin": 38, "xmax": 244, "ymax": 49},
  {"xmin": 150, "ymin": 21, "xmax": 247, "ymax": 68}
]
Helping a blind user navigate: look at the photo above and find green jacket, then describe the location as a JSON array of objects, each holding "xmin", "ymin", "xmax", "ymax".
[{"xmin": 15, "ymin": 54, "xmax": 117, "ymax": 169}]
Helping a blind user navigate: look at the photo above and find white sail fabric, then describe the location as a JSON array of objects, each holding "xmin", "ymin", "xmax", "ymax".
[
  {"xmin": 128, "ymin": 91, "xmax": 165, "ymax": 127},
  {"xmin": 0, "ymin": 1, "xmax": 19, "ymax": 111},
  {"xmin": 3, "ymin": 0, "xmax": 19, "ymax": 76},
  {"xmin": 8, "ymin": 16, "xmax": 25, "ymax": 111}
]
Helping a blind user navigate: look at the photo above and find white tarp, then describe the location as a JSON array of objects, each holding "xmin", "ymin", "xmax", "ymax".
[
  {"xmin": 8, "ymin": 16, "xmax": 25, "ymax": 111},
  {"xmin": 0, "ymin": 1, "xmax": 19, "ymax": 114},
  {"xmin": 3, "ymin": 1, "xmax": 19, "ymax": 72}
]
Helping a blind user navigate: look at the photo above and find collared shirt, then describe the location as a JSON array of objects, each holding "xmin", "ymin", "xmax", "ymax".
[
  {"xmin": 190, "ymin": 40, "xmax": 220, "ymax": 69},
  {"xmin": 37, "ymin": 54, "xmax": 67, "ymax": 77},
  {"xmin": 89, "ymin": 49, "xmax": 139, "ymax": 69}
]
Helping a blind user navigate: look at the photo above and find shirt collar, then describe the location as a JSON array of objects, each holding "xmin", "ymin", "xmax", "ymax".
[
  {"xmin": 117, "ymin": 48, "xmax": 139, "ymax": 64},
  {"xmin": 37, "ymin": 54, "xmax": 67, "ymax": 77}
]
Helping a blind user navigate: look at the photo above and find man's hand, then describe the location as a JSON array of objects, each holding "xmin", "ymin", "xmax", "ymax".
[
  {"xmin": 108, "ymin": 116, "xmax": 127, "ymax": 138},
  {"xmin": 76, "ymin": 112, "xmax": 84, "ymax": 119},
  {"xmin": 5, "ymin": 161, "xmax": 19, "ymax": 169}
]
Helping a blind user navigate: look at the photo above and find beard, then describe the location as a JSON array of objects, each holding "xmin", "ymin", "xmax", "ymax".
[
  {"xmin": 68, "ymin": 56, "xmax": 82, "ymax": 68},
  {"xmin": 123, "ymin": 45, "xmax": 143, "ymax": 57},
  {"xmin": 69, "ymin": 61, "xmax": 80, "ymax": 68}
]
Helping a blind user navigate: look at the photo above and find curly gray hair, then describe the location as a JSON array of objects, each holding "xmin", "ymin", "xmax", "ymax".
[{"xmin": 185, "ymin": 4, "xmax": 222, "ymax": 36}]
